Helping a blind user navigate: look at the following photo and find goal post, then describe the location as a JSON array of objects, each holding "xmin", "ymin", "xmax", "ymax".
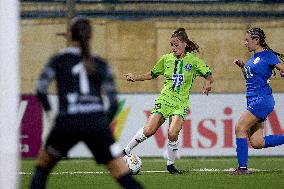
[{"xmin": 0, "ymin": 0, "xmax": 20, "ymax": 188}]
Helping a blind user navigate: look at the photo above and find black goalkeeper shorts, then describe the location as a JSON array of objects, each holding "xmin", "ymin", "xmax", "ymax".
[{"xmin": 44, "ymin": 113, "xmax": 122, "ymax": 164}]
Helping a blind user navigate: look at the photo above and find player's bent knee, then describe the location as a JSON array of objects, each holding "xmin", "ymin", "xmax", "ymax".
[
  {"xmin": 168, "ymin": 132, "xmax": 178, "ymax": 142},
  {"xmin": 168, "ymin": 127, "xmax": 180, "ymax": 141},
  {"xmin": 250, "ymin": 137, "xmax": 265, "ymax": 149}
]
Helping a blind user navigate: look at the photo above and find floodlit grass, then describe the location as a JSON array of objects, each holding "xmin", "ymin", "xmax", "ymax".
[{"xmin": 21, "ymin": 157, "xmax": 284, "ymax": 189}]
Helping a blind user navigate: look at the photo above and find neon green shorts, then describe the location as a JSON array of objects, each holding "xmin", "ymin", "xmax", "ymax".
[{"xmin": 151, "ymin": 99, "xmax": 188, "ymax": 120}]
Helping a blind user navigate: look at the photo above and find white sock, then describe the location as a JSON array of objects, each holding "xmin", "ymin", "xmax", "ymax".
[
  {"xmin": 124, "ymin": 128, "xmax": 147, "ymax": 155},
  {"xmin": 166, "ymin": 140, "xmax": 179, "ymax": 166}
]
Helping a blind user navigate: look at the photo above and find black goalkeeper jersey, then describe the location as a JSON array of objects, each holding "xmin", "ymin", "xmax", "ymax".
[{"xmin": 36, "ymin": 47, "xmax": 118, "ymax": 119}]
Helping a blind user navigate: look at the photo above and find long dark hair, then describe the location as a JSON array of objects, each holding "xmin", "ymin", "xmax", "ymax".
[
  {"xmin": 171, "ymin": 28, "xmax": 199, "ymax": 53},
  {"xmin": 70, "ymin": 17, "xmax": 95, "ymax": 74},
  {"xmin": 247, "ymin": 27, "xmax": 284, "ymax": 62}
]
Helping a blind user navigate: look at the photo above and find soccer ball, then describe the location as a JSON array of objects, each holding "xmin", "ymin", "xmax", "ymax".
[{"xmin": 124, "ymin": 154, "xmax": 142, "ymax": 175}]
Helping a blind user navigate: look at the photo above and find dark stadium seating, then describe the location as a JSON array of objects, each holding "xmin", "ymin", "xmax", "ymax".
[{"xmin": 20, "ymin": 0, "xmax": 284, "ymax": 3}]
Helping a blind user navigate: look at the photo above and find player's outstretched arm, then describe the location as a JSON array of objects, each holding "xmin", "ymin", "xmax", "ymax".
[
  {"xmin": 275, "ymin": 62, "xmax": 284, "ymax": 77},
  {"xmin": 124, "ymin": 72, "xmax": 153, "ymax": 82},
  {"xmin": 203, "ymin": 74, "xmax": 214, "ymax": 96}
]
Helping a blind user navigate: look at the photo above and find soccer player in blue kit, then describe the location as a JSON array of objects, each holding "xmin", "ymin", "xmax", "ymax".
[{"xmin": 230, "ymin": 27, "xmax": 284, "ymax": 175}]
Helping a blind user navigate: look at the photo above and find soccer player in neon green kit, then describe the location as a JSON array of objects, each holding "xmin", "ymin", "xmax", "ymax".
[{"xmin": 123, "ymin": 28, "xmax": 214, "ymax": 174}]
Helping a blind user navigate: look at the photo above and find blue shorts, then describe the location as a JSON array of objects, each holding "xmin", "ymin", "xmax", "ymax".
[{"xmin": 247, "ymin": 95, "xmax": 275, "ymax": 122}]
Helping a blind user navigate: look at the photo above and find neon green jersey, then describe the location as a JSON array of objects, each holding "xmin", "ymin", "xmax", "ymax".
[{"xmin": 151, "ymin": 52, "xmax": 212, "ymax": 108}]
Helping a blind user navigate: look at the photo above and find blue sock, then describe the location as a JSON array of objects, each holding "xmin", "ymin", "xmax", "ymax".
[
  {"xmin": 264, "ymin": 135, "xmax": 284, "ymax": 148},
  {"xmin": 236, "ymin": 138, "xmax": 248, "ymax": 168}
]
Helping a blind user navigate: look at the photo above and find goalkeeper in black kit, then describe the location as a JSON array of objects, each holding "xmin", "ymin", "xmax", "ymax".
[{"xmin": 30, "ymin": 17, "xmax": 143, "ymax": 189}]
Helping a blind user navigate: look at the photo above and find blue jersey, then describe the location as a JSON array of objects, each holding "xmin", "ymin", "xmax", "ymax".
[{"xmin": 244, "ymin": 50, "xmax": 280, "ymax": 97}]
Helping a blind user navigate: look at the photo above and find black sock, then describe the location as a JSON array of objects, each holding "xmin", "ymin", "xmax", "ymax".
[
  {"xmin": 30, "ymin": 166, "xmax": 50, "ymax": 189},
  {"xmin": 117, "ymin": 172, "xmax": 144, "ymax": 189}
]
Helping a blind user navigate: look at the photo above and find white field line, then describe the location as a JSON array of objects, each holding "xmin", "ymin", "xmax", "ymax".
[
  {"xmin": 19, "ymin": 168, "xmax": 284, "ymax": 175},
  {"xmin": 56, "ymin": 158, "xmax": 284, "ymax": 164}
]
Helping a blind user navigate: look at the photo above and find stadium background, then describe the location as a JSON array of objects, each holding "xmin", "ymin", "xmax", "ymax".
[
  {"xmin": 18, "ymin": 0, "xmax": 284, "ymax": 158},
  {"xmin": 17, "ymin": 1, "xmax": 284, "ymax": 189}
]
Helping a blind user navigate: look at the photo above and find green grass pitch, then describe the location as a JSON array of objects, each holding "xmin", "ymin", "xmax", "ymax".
[{"xmin": 21, "ymin": 157, "xmax": 284, "ymax": 189}]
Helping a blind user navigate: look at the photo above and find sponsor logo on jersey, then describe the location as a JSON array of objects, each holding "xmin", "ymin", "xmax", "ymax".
[
  {"xmin": 185, "ymin": 64, "xmax": 192, "ymax": 71},
  {"xmin": 253, "ymin": 57, "xmax": 260, "ymax": 64}
]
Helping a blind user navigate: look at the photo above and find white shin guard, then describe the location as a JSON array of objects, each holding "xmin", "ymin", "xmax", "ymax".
[
  {"xmin": 124, "ymin": 128, "xmax": 147, "ymax": 155},
  {"xmin": 167, "ymin": 140, "xmax": 179, "ymax": 165}
]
